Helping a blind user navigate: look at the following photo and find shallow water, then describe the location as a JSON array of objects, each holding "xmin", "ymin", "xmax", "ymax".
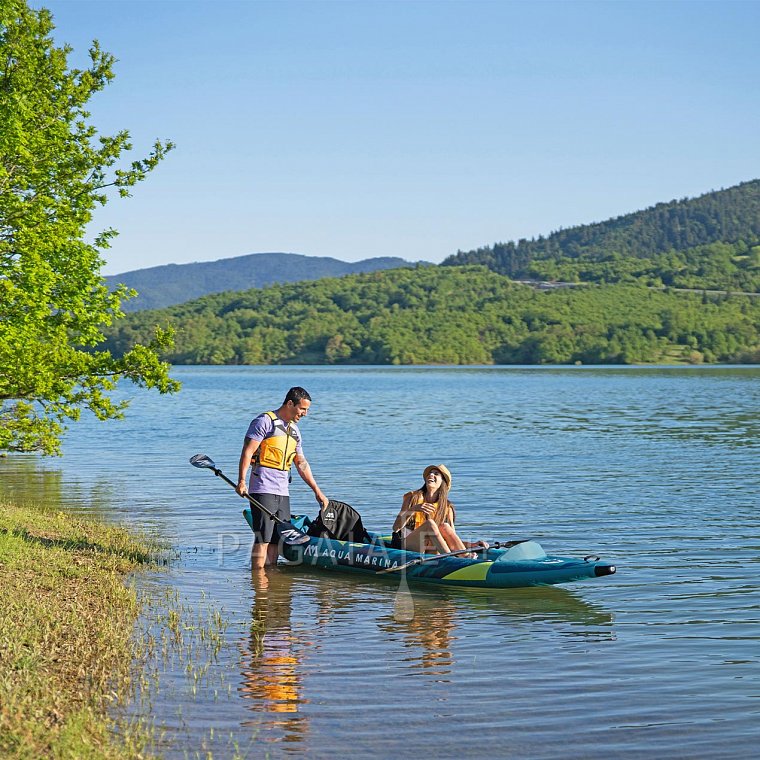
[{"xmin": 2, "ymin": 366, "xmax": 759, "ymax": 758}]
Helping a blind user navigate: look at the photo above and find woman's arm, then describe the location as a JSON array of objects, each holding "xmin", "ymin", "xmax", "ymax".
[{"xmin": 392, "ymin": 492, "xmax": 416, "ymax": 531}]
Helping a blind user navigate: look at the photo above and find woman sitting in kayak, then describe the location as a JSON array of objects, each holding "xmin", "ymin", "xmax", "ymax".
[{"xmin": 391, "ymin": 464, "xmax": 488, "ymax": 557}]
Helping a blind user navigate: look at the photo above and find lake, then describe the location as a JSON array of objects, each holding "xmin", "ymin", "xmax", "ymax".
[{"xmin": 1, "ymin": 366, "xmax": 759, "ymax": 758}]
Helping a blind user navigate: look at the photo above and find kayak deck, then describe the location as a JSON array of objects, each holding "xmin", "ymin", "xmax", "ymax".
[{"xmin": 243, "ymin": 510, "xmax": 616, "ymax": 589}]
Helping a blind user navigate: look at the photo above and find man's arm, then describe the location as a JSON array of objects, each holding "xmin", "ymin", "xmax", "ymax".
[
  {"xmin": 237, "ymin": 437, "xmax": 260, "ymax": 496},
  {"xmin": 294, "ymin": 452, "xmax": 329, "ymax": 508}
]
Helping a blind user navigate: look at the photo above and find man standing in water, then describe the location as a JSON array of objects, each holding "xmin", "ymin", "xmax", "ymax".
[{"xmin": 237, "ymin": 386, "xmax": 329, "ymax": 568}]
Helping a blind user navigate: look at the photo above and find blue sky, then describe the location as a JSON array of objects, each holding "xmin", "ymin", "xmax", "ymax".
[{"xmin": 38, "ymin": 0, "xmax": 760, "ymax": 275}]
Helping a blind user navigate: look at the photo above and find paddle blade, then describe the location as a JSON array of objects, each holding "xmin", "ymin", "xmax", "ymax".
[{"xmin": 190, "ymin": 453, "xmax": 217, "ymax": 470}]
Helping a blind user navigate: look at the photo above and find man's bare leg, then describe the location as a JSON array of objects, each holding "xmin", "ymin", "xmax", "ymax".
[{"xmin": 252, "ymin": 541, "xmax": 270, "ymax": 569}]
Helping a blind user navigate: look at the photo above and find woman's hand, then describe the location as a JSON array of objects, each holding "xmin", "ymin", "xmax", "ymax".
[{"xmin": 419, "ymin": 502, "xmax": 436, "ymax": 517}]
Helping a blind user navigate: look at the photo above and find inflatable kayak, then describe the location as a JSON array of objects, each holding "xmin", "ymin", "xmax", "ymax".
[{"xmin": 243, "ymin": 510, "xmax": 616, "ymax": 589}]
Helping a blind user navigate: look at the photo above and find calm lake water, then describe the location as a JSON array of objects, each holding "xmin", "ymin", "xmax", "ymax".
[{"xmin": 2, "ymin": 366, "xmax": 759, "ymax": 758}]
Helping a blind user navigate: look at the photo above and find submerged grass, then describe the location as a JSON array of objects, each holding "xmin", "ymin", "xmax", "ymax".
[{"xmin": 0, "ymin": 501, "xmax": 167, "ymax": 759}]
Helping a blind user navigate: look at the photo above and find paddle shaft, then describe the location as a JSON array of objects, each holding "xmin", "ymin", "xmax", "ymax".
[
  {"xmin": 210, "ymin": 465, "xmax": 285, "ymax": 524},
  {"xmin": 377, "ymin": 539, "xmax": 526, "ymax": 574},
  {"xmin": 379, "ymin": 544, "xmax": 487, "ymax": 574}
]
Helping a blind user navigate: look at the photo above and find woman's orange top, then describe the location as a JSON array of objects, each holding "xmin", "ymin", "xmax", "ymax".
[{"xmin": 400, "ymin": 490, "xmax": 454, "ymax": 532}]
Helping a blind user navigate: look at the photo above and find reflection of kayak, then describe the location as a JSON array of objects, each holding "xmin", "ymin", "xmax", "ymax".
[
  {"xmin": 435, "ymin": 584, "xmax": 615, "ymax": 626},
  {"xmin": 243, "ymin": 511, "xmax": 616, "ymax": 589}
]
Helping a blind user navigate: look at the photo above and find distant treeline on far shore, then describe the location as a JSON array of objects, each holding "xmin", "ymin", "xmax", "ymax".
[
  {"xmin": 103, "ymin": 180, "xmax": 760, "ymax": 366},
  {"xmin": 103, "ymin": 265, "xmax": 760, "ymax": 366}
]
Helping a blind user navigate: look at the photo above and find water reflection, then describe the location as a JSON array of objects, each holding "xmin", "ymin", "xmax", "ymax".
[
  {"xmin": 443, "ymin": 585, "xmax": 615, "ymax": 627},
  {"xmin": 239, "ymin": 569, "xmax": 309, "ymax": 745},
  {"xmin": 291, "ymin": 566, "xmax": 614, "ymax": 632},
  {"xmin": 0, "ymin": 457, "xmax": 65, "ymax": 505},
  {"xmin": 0, "ymin": 455, "xmax": 115, "ymax": 515},
  {"xmin": 236, "ymin": 565, "xmax": 614, "ymax": 750},
  {"xmin": 379, "ymin": 594, "xmax": 458, "ymax": 678}
]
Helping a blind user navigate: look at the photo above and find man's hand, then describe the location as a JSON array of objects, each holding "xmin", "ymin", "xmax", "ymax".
[
  {"xmin": 315, "ymin": 490, "xmax": 329, "ymax": 510},
  {"xmin": 236, "ymin": 480, "xmax": 248, "ymax": 497}
]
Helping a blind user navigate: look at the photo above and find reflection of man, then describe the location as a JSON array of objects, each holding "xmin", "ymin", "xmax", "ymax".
[
  {"xmin": 241, "ymin": 571, "xmax": 308, "ymax": 743},
  {"xmin": 237, "ymin": 387, "xmax": 329, "ymax": 569}
]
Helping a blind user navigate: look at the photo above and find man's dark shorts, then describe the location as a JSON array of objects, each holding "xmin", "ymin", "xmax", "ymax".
[{"xmin": 249, "ymin": 493, "xmax": 291, "ymax": 544}]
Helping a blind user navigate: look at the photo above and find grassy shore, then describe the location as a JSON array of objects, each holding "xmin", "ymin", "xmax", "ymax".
[{"xmin": 0, "ymin": 502, "xmax": 164, "ymax": 759}]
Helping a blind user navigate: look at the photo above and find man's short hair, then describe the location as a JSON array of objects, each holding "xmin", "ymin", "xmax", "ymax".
[{"xmin": 284, "ymin": 386, "xmax": 311, "ymax": 405}]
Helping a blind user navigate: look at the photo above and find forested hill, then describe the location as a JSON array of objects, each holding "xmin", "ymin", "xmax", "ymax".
[
  {"xmin": 442, "ymin": 179, "xmax": 760, "ymax": 278},
  {"xmin": 102, "ymin": 265, "xmax": 760, "ymax": 366},
  {"xmin": 106, "ymin": 252, "xmax": 422, "ymax": 311}
]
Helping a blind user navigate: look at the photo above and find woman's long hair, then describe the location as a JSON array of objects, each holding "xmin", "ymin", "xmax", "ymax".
[{"xmin": 418, "ymin": 478, "xmax": 454, "ymax": 524}]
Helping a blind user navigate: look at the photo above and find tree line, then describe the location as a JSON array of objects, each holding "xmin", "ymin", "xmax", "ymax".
[
  {"xmin": 443, "ymin": 180, "xmax": 760, "ymax": 279},
  {"xmin": 527, "ymin": 239, "xmax": 760, "ymax": 293},
  {"xmin": 102, "ymin": 266, "xmax": 760, "ymax": 366}
]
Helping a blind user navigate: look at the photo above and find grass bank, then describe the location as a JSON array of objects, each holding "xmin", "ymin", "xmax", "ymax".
[{"xmin": 0, "ymin": 502, "xmax": 164, "ymax": 759}]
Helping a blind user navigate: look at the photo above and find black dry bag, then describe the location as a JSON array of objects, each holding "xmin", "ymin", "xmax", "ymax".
[{"xmin": 307, "ymin": 500, "xmax": 372, "ymax": 544}]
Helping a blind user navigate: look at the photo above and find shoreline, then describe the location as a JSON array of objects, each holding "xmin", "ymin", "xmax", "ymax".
[{"xmin": 0, "ymin": 502, "xmax": 163, "ymax": 758}]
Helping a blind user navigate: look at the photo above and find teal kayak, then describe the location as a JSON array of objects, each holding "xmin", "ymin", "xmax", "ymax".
[{"xmin": 243, "ymin": 511, "xmax": 616, "ymax": 589}]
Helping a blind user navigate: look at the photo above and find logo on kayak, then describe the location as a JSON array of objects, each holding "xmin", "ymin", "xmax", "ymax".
[
  {"xmin": 303, "ymin": 543, "xmax": 397, "ymax": 569},
  {"xmin": 279, "ymin": 529, "xmax": 311, "ymax": 545}
]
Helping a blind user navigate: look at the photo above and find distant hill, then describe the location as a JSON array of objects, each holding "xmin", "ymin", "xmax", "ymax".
[
  {"xmin": 100, "ymin": 180, "xmax": 760, "ymax": 367},
  {"xmin": 106, "ymin": 252, "xmax": 423, "ymax": 311},
  {"xmin": 443, "ymin": 179, "xmax": 760, "ymax": 278},
  {"xmin": 102, "ymin": 265, "xmax": 760, "ymax": 366}
]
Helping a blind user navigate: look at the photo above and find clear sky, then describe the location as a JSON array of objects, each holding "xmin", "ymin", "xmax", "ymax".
[{"xmin": 36, "ymin": 0, "xmax": 760, "ymax": 275}]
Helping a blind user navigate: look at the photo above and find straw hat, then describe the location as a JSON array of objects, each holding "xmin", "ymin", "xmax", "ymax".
[{"xmin": 423, "ymin": 464, "xmax": 452, "ymax": 487}]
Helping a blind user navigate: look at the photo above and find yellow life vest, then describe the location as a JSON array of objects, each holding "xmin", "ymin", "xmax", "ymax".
[
  {"xmin": 252, "ymin": 411, "xmax": 299, "ymax": 472},
  {"xmin": 402, "ymin": 491, "xmax": 454, "ymax": 531}
]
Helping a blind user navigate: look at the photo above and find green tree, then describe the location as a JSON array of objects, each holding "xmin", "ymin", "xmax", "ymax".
[{"xmin": 0, "ymin": 2, "xmax": 178, "ymax": 454}]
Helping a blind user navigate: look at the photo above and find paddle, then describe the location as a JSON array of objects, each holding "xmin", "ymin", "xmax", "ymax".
[
  {"xmin": 378, "ymin": 539, "xmax": 527, "ymax": 574},
  {"xmin": 378, "ymin": 546, "xmax": 485, "ymax": 574},
  {"xmin": 189, "ymin": 453, "xmax": 310, "ymax": 546},
  {"xmin": 484, "ymin": 540, "xmax": 527, "ymax": 550}
]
